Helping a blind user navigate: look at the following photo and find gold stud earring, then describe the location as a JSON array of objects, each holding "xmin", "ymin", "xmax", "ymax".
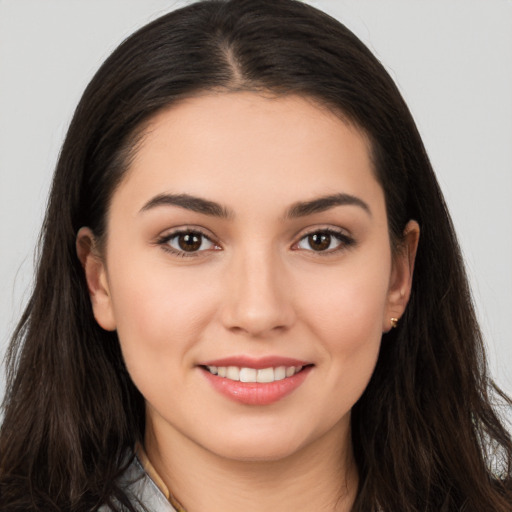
[{"xmin": 390, "ymin": 317, "xmax": 398, "ymax": 329}]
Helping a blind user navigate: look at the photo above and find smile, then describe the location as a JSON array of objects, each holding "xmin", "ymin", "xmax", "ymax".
[
  {"xmin": 200, "ymin": 358, "xmax": 313, "ymax": 405},
  {"xmin": 205, "ymin": 365, "xmax": 303, "ymax": 383}
]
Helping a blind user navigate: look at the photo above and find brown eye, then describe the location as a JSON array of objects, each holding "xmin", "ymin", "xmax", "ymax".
[
  {"xmin": 296, "ymin": 229, "xmax": 353, "ymax": 253},
  {"xmin": 177, "ymin": 233, "xmax": 202, "ymax": 251},
  {"xmin": 307, "ymin": 233, "xmax": 332, "ymax": 251},
  {"xmin": 164, "ymin": 231, "xmax": 216, "ymax": 254}
]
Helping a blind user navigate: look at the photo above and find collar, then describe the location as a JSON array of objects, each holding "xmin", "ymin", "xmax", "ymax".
[{"xmin": 135, "ymin": 442, "xmax": 187, "ymax": 512}]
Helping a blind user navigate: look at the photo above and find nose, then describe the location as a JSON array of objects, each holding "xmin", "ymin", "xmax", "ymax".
[{"xmin": 220, "ymin": 248, "xmax": 296, "ymax": 337}]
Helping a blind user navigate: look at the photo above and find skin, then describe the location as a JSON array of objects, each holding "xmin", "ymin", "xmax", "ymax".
[{"xmin": 78, "ymin": 92, "xmax": 419, "ymax": 512}]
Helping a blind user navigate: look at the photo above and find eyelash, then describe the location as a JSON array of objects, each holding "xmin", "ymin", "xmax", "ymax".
[
  {"xmin": 293, "ymin": 228, "xmax": 355, "ymax": 255},
  {"xmin": 156, "ymin": 228, "xmax": 219, "ymax": 258},
  {"xmin": 156, "ymin": 227, "xmax": 355, "ymax": 258}
]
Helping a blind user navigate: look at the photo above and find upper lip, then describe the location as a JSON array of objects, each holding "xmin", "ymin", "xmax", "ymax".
[{"xmin": 199, "ymin": 356, "xmax": 311, "ymax": 369}]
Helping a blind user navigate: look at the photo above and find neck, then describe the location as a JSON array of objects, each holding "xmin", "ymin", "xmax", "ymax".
[{"xmin": 144, "ymin": 414, "xmax": 358, "ymax": 512}]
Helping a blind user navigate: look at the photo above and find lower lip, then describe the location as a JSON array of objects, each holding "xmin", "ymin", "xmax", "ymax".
[{"xmin": 201, "ymin": 366, "xmax": 312, "ymax": 405}]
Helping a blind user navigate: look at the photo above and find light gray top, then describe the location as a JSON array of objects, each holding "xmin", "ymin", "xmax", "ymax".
[{"xmin": 99, "ymin": 456, "xmax": 177, "ymax": 512}]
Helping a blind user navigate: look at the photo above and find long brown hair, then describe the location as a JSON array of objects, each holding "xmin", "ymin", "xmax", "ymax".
[{"xmin": 1, "ymin": 1, "xmax": 511, "ymax": 510}]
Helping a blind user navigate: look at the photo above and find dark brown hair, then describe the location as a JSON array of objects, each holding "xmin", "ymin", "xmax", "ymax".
[{"xmin": 1, "ymin": 1, "xmax": 511, "ymax": 510}]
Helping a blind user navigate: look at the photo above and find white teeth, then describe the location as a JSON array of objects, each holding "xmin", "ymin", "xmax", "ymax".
[
  {"xmin": 239, "ymin": 367, "xmax": 257, "ymax": 382},
  {"xmin": 256, "ymin": 367, "xmax": 274, "ymax": 383},
  {"xmin": 226, "ymin": 366, "xmax": 240, "ymax": 381},
  {"xmin": 274, "ymin": 366, "xmax": 286, "ymax": 381},
  {"xmin": 206, "ymin": 365, "xmax": 304, "ymax": 383}
]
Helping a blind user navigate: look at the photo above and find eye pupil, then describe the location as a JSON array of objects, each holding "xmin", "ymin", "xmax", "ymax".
[
  {"xmin": 308, "ymin": 233, "xmax": 331, "ymax": 251},
  {"xmin": 178, "ymin": 233, "xmax": 202, "ymax": 251}
]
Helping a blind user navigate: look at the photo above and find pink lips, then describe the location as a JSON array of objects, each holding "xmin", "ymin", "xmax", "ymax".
[
  {"xmin": 202, "ymin": 356, "xmax": 309, "ymax": 369},
  {"xmin": 199, "ymin": 356, "xmax": 312, "ymax": 406}
]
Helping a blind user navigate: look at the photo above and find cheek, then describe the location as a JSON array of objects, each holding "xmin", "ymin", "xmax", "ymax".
[
  {"xmin": 106, "ymin": 254, "xmax": 218, "ymax": 382},
  {"xmin": 310, "ymin": 281, "xmax": 385, "ymax": 378},
  {"xmin": 298, "ymin": 256, "xmax": 391, "ymax": 345},
  {"xmin": 294, "ymin": 252, "xmax": 391, "ymax": 398}
]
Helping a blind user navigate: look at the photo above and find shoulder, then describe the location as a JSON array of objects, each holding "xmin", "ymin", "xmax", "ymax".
[{"xmin": 99, "ymin": 455, "xmax": 177, "ymax": 512}]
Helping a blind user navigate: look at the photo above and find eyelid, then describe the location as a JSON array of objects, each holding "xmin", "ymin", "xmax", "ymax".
[
  {"xmin": 291, "ymin": 226, "xmax": 355, "ymax": 254},
  {"xmin": 155, "ymin": 226, "xmax": 221, "ymax": 257}
]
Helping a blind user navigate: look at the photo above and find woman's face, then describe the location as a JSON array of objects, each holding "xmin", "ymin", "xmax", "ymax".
[{"xmin": 79, "ymin": 92, "xmax": 417, "ymax": 462}]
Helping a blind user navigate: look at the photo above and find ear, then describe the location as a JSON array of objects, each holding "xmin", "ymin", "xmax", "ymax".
[
  {"xmin": 383, "ymin": 220, "xmax": 420, "ymax": 332},
  {"xmin": 76, "ymin": 227, "xmax": 117, "ymax": 331}
]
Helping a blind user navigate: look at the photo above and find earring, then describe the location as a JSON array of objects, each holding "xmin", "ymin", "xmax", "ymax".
[{"xmin": 390, "ymin": 317, "xmax": 398, "ymax": 329}]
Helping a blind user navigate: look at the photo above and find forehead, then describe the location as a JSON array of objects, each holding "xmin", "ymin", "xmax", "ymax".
[{"xmin": 113, "ymin": 92, "xmax": 384, "ymax": 218}]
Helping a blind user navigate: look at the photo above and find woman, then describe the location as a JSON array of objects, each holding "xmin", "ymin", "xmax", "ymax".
[{"xmin": 1, "ymin": 0, "xmax": 511, "ymax": 510}]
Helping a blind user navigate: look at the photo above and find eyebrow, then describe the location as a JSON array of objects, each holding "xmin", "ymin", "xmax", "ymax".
[
  {"xmin": 139, "ymin": 192, "xmax": 371, "ymax": 219},
  {"xmin": 139, "ymin": 193, "xmax": 232, "ymax": 218},
  {"xmin": 285, "ymin": 193, "xmax": 371, "ymax": 218}
]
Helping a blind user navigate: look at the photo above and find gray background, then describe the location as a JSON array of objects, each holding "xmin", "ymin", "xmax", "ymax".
[{"xmin": 1, "ymin": 0, "xmax": 511, "ymax": 411}]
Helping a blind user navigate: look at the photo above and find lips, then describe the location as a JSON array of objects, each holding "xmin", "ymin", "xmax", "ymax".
[{"xmin": 199, "ymin": 357, "xmax": 312, "ymax": 405}]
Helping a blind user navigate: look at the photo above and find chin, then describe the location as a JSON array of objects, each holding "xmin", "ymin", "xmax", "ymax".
[
  {"xmin": 202, "ymin": 423, "xmax": 324, "ymax": 464},
  {"xmin": 213, "ymin": 439, "xmax": 304, "ymax": 463}
]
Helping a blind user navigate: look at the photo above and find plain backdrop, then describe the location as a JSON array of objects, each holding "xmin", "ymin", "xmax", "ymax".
[{"xmin": 1, "ymin": 0, "xmax": 511, "ymax": 412}]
